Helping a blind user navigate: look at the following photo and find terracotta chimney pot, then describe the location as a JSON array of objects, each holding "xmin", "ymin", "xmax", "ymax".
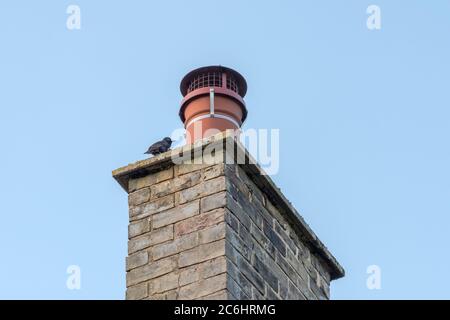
[{"xmin": 179, "ymin": 66, "xmax": 248, "ymax": 144}]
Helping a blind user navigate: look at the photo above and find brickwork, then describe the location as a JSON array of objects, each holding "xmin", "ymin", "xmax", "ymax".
[
  {"xmin": 113, "ymin": 134, "xmax": 344, "ymax": 300},
  {"xmin": 224, "ymin": 164, "xmax": 330, "ymax": 299}
]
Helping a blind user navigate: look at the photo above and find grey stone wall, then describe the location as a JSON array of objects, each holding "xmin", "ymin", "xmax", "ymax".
[{"xmin": 223, "ymin": 164, "xmax": 331, "ymax": 300}]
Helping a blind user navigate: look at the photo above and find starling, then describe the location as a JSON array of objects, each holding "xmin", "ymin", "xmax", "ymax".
[{"xmin": 144, "ymin": 137, "xmax": 173, "ymax": 155}]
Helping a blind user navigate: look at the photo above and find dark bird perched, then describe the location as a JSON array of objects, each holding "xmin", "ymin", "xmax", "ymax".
[{"xmin": 144, "ymin": 137, "xmax": 173, "ymax": 155}]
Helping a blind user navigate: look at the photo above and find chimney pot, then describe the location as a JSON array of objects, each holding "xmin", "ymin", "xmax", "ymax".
[{"xmin": 179, "ymin": 66, "xmax": 248, "ymax": 144}]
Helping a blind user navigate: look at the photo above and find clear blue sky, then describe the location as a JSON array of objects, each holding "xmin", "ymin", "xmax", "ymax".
[{"xmin": 1, "ymin": 0, "xmax": 449, "ymax": 299}]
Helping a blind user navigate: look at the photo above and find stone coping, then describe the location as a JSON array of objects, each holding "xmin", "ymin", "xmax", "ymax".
[{"xmin": 113, "ymin": 132, "xmax": 345, "ymax": 280}]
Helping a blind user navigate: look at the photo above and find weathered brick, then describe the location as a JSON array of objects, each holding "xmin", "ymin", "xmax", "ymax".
[
  {"xmin": 199, "ymin": 222, "xmax": 226, "ymax": 244},
  {"xmin": 252, "ymin": 246, "xmax": 289, "ymax": 292},
  {"xmin": 201, "ymin": 191, "xmax": 226, "ymax": 213},
  {"xmin": 275, "ymin": 250, "xmax": 299, "ymax": 285},
  {"xmin": 263, "ymin": 220, "xmax": 287, "ymax": 257},
  {"xmin": 147, "ymin": 289, "xmax": 178, "ymax": 300},
  {"xmin": 130, "ymin": 194, "xmax": 174, "ymax": 221},
  {"xmin": 179, "ymin": 266, "xmax": 200, "ymax": 286},
  {"xmin": 227, "ymin": 227, "xmax": 251, "ymax": 260},
  {"xmin": 128, "ymin": 167, "xmax": 173, "ymax": 192},
  {"xmin": 226, "ymin": 241, "xmax": 265, "ymax": 293},
  {"xmin": 251, "ymin": 196, "xmax": 275, "ymax": 226},
  {"xmin": 175, "ymin": 208, "xmax": 225, "ymax": 237},
  {"xmin": 200, "ymin": 256, "xmax": 227, "ymax": 279},
  {"xmin": 149, "ymin": 272, "xmax": 179, "ymax": 295},
  {"xmin": 274, "ymin": 221, "xmax": 297, "ymax": 254},
  {"xmin": 128, "ymin": 218, "xmax": 150, "ymax": 239},
  {"xmin": 224, "ymin": 165, "xmax": 251, "ymax": 201},
  {"xmin": 253, "ymin": 254, "xmax": 278, "ymax": 291},
  {"xmin": 287, "ymin": 281, "xmax": 305, "ymax": 300},
  {"xmin": 127, "ymin": 256, "xmax": 177, "ymax": 286},
  {"xmin": 266, "ymin": 285, "xmax": 281, "ymax": 300},
  {"xmin": 224, "ymin": 210, "xmax": 240, "ymax": 233},
  {"xmin": 311, "ymin": 254, "xmax": 331, "ymax": 283},
  {"xmin": 279, "ymin": 277, "xmax": 288, "ymax": 299},
  {"xmin": 179, "ymin": 255, "xmax": 227, "ymax": 286},
  {"xmin": 128, "ymin": 236, "xmax": 151, "ymax": 255},
  {"xmin": 179, "ymin": 239, "xmax": 225, "ymax": 267},
  {"xmin": 265, "ymin": 198, "xmax": 289, "ymax": 228},
  {"xmin": 228, "ymin": 290, "xmax": 238, "ymax": 300},
  {"xmin": 296, "ymin": 239, "xmax": 310, "ymax": 263},
  {"xmin": 128, "ymin": 225, "xmax": 173, "ymax": 254},
  {"xmin": 305, "ymin": 258, "xmax": 318, "ymax": 282},
  {"xmin": 283, "ymin": 247, "xmax": 308, "ymax": 282},
  {"xmin": 309, "ymin": 270, "xmax": 327, "ymax": 300},
  {"xmin": 250, "ymin": 223, "xmax": 276, "ymax": 259},
  {"xmin": 297, "ymin": 275, "xmax": 315, "ymax": 300},
  {"xmin": 128, "ymin": 188, "xmax": 150, "ymax": 207},
  {"xmin": 196, "ymin": 289, "xmax": 228, "ymax": 300},
  {"xmin": 152, "ymin": 232, "xmax": 198, "ymax": 261},
  {"xmin": 227, "ymin": 276, "xmax": 250, "ymax": 300},
  {"xmin": 126, "ymin": 282, "xmax": 148, "ymax": 300},
  {"xmin": 202, "ymin": 164, "xmax": 225, "ymax": 181},
  {"xmin": 319, "ymin": 275, "xmax": 330, "ymax": 299},
  {"xmin": 234, "ymin": 165, "xmax": 266, "ymax": 205},
  {"xmin": 252, "ymin": 287, "xmax": 265, "ymax": 300},
  {"xmin": 236, "ymin": 256, "xmax": 265, "ymax": 294},
  {"xmin": 226, "ymin": 258, "xmax": 253, "ymax": 299},
  {"xmin": 153, "ymin": 200, "xmax": 199, "ymax": 229},
  {"xmin": 179, "ymin": 273, "xmax": 227, "ymax": 300},
  {"xmin": 126, "ymin": 251, "xmax": 148, "ymax": 271},
  {"xmin": 178, "ymin": 176, "xmax": 226, "ymax": 204},
  {"xmin": 226, "ymin": 187, "xmax": 259, "ymax": 230},
  {"xmin": 238, "ymin": 223, "xmax": 254, "ymax": 249},
  {"xmin": 175, "ymin": 163, "xmax": 208, "ymax": 176},
  {"xmin": 151, "ymin": 171, "xmax": 201, "ymax": 199}
]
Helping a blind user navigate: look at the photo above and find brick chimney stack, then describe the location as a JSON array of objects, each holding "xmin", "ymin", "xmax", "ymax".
[{"xmin": 112, "ymin": 67, "xmax": 344, "ymax": 300}]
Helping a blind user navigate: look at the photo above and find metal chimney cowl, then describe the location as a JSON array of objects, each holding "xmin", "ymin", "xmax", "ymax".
[{"xmin": 179, "ymin": 66, "xmax": 248, "ymax": 144}]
